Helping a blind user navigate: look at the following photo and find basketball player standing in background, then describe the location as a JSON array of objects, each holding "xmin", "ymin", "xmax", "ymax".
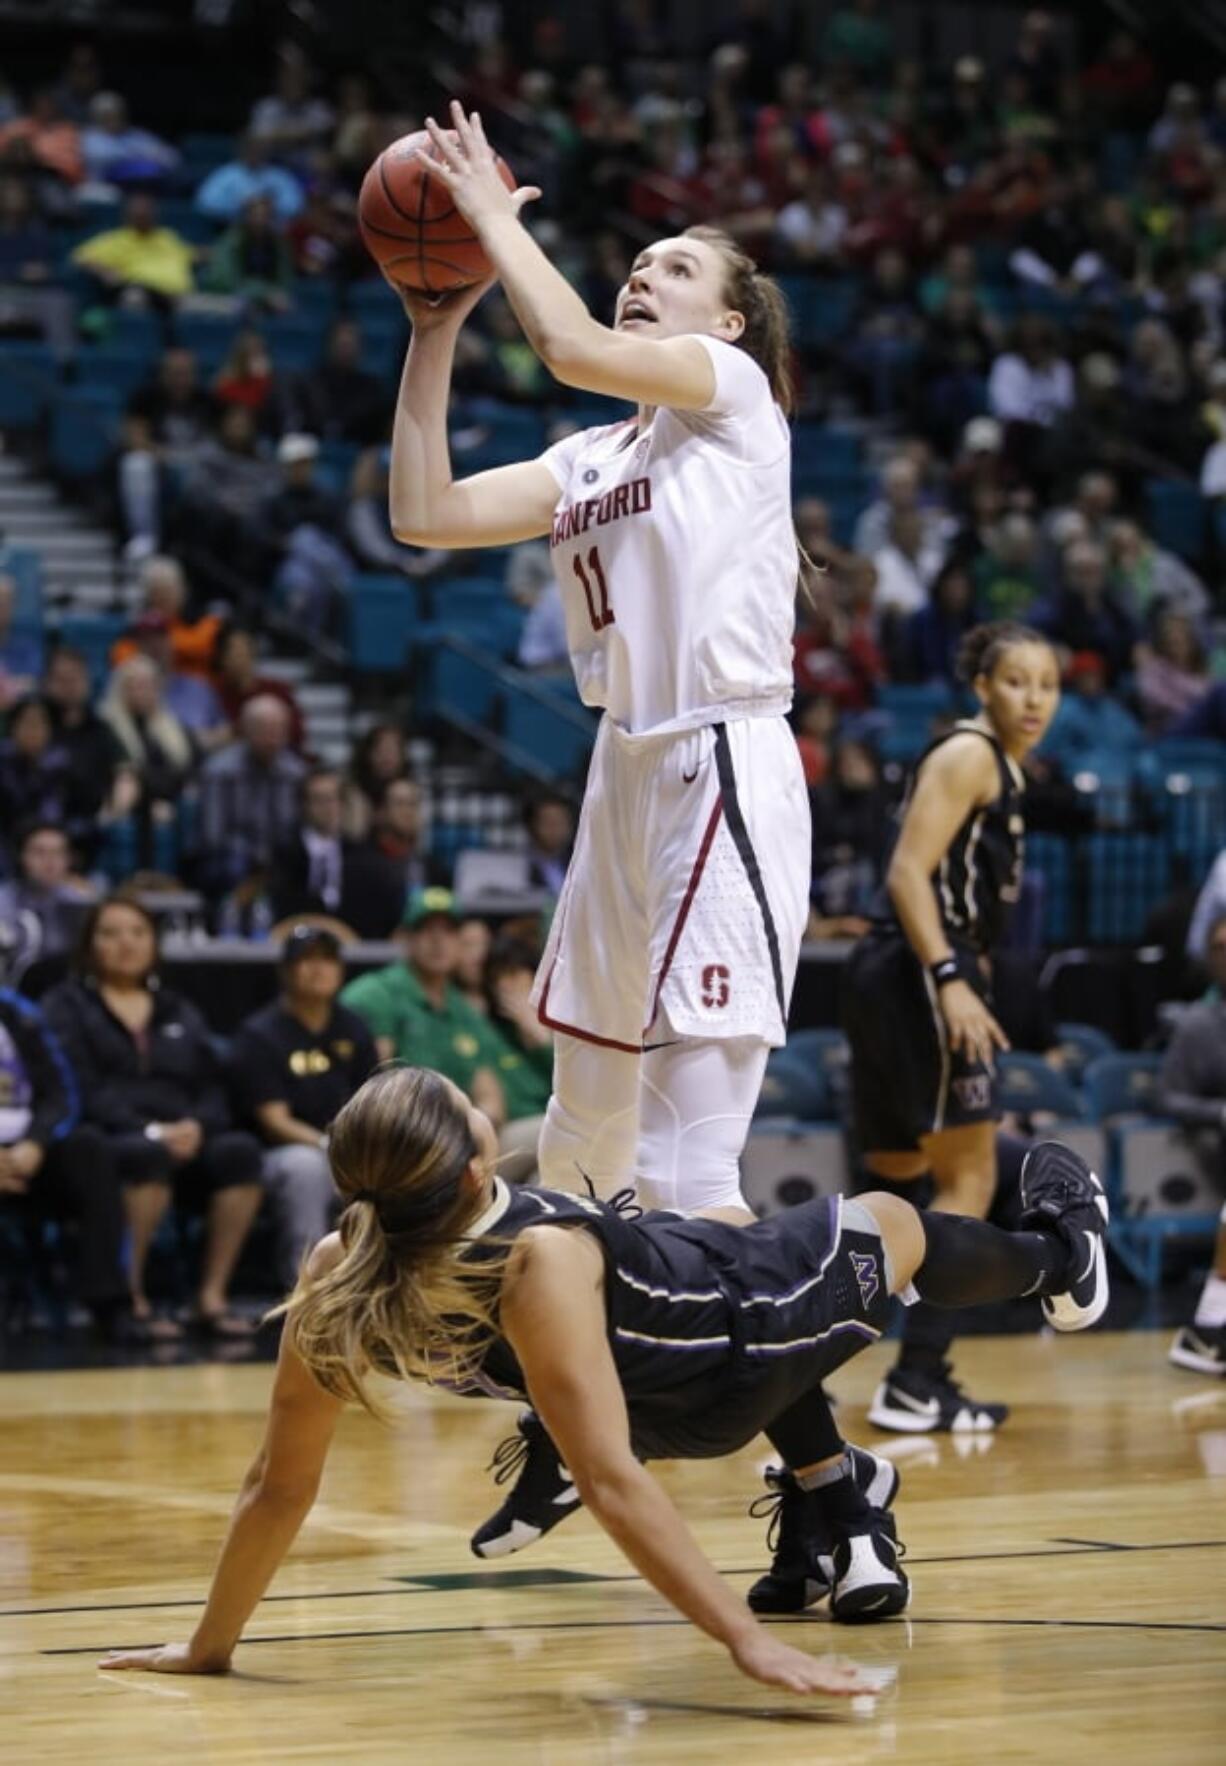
[{"xmin": 842, "ymin": 623, "xmax": 1062, "ymax": 1433}]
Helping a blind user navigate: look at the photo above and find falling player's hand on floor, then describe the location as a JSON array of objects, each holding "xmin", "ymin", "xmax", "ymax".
[
  {"xmin": 728, "ymin": 1630, "xmax": 884, "ymax": 1696},
  {"xmin": 100, "ymin": 1641, "xmax": 228, "ymax": 1675},
  {"xmin": 938, "ymin": 977, "xmax": 1009, "ymax": 1070}
]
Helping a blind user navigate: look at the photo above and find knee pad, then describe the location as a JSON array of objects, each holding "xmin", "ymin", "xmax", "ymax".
[
  {"xmin": 635, "ymin": 1037, "xmax": 767, "ymax": 1214},
  {"xmin": 537, "ymin": 1091, "xmax": 639, "ymax": 1196}
]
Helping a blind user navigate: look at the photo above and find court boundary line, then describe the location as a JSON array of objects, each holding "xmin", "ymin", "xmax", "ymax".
[
  {"xmin": 11, "ymin": 1535, "xmax": 1226, "ymax": 1621},
  {"xmin": 45, "ymin": 1611, "xmax": 1226, "ymax": 1654}
]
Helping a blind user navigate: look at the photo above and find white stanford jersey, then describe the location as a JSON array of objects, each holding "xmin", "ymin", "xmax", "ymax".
[{"xmin": 540, "ymin": 335, "xmax": 797, "ymax": 736}]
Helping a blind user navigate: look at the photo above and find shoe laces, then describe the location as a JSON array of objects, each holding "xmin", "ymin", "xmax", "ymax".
[
  {"xmin": 487, "ymin": 1423, "xmax": 532, "ymax": 1486},
  {"xmin": 933, "ymin": 1359, "xmax": 971, "ymax": 1400},
  {"xmin": 579, "ymin": 1170, "xmax": 643, "ymax": 1220},
  {"xmin": 748, "ymin": 1467, "xmax": 799, "ymax": 1557}
]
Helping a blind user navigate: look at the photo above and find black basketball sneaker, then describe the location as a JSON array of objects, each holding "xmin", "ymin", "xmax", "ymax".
[
  {"xmin": 747, "ymin": 1446, "xmax": 900, "ymax": 1615},
  {"xmin": 1019, "ymin": 1139, "xmax": 1110, "ymax": 1331},
  {"xmin": 469, "ymin": 1411, "xmax": 580, "ymax": 1559},
  {"xmin": 829, "ymin": 1508, "xmax": 910, "ymax": 1622},
  {"xmin": 868, "ymin": 1361, "xmax": 1009, "ymax": 1433},
  {"xmin": 1169, "ymin": 1323, "xmax": 1226, "ymax": 1376}
]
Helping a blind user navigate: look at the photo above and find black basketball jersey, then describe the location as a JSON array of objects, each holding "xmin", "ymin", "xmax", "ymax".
[
  {"xmin": 438, "ymin": 1177, "xmax": 863, "ymax": 1458},
  {"xmin": 873, "ymin": 722, "xmax": 1025, "ymax": 953}
]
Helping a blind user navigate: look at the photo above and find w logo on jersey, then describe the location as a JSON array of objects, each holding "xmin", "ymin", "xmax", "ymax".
[{"xmin": 850, "ymin": 1250, "xmax": 880, "ymax": 1311}]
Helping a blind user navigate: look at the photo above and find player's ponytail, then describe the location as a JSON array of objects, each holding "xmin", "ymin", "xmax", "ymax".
[
  {"xmin": 684, "ymin": 225, "xmax": 794, "ymax": 415},
  {"xmin": 956, "ymin": 620, "xmax": 1051, "ymax": 685},
  {"xmin": 275, "ymin": 1066, "xmax": 508, "ymax": 1418}
]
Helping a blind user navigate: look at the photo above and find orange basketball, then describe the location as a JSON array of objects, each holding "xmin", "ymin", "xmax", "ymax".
[{"xmin": 358, "ymin": 129, "xmax": 516, "ymax": 294}]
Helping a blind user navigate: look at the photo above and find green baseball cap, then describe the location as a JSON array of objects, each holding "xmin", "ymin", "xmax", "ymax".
[{"xmin": 402, "ymin": 885, "xmax": 459, "ymax": 929}]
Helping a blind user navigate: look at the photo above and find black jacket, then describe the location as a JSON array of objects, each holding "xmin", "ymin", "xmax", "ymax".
[
  {"xmin": 0, "ymin": 987, "xmax": 78, "ymax": 1147},
  {"xmin": 42, "ymin": 977, "xmax": 233, "ymax": 1136}
]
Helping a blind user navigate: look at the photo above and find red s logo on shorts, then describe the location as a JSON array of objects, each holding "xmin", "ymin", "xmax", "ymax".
[{"xmin": 701, "ymin": 963, "xmax": 730, "ymax": 1009}]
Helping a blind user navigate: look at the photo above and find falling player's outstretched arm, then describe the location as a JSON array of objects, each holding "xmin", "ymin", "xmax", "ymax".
[
  {"xmin": 98, "ymin": 1237, "xmax": 346, "ymax": 1675},
  {"xmin": 501, "ymin": 1225, "xmax": 870, "ymax": 1698},
  {"xmin": 416, "ymin": 104, "xmax": 720, "ymax": 411}
]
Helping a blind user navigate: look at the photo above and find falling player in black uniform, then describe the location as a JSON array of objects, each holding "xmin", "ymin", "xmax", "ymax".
[
  {"xmin": 842, "ymin": 621, "xmax": 1062, "ymax": 1432},
  {"xmin": 99, "ymin": 1061, "xmax": 1108, "ymax": 1697}
]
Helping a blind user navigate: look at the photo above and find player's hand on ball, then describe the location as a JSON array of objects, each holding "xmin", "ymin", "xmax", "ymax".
[
  {"xmin": 420, "ymin": 102, "xmax": 541, "ymax": 233},
  {"xmin": 729, "ymin": 1629, "xmax": 885, "ymax": 1696},
  {"xmin": 380, "ymin": 267, "xmax": 496, "ymax": 330},
  {"xmin": 100, "ymin": 1641, "xmax": 229, "ymax": 1675},
  {"xmin": 938, "ymin": 978, "xmax": 1009, "ymax": 1068}
]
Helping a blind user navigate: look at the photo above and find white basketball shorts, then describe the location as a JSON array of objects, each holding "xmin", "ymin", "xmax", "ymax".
[{"xmin": 531, "ymin": 713, "xmax": 811, "ymax": 1050}]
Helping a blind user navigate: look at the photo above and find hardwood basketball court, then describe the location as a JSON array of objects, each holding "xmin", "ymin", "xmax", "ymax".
[{"xmin": 2, "ymin": 1332, "xmax": 1223, "ymax": 1763}]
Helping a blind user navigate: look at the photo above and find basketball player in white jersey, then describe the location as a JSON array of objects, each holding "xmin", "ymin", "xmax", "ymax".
[{"xmin": 385, "ymin": 104, "xmax": 816, "ymax": 1555}]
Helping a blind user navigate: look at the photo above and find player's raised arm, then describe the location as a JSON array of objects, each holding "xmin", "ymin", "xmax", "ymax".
[
  {"xmin": 415, "ymin": 103, "xmax": 723, "ymax": 412},
  {"xmin": 388, "ymin": 275, "xmax": 560, "ymax": 549},
  {"xmin": 99, "ymin": 1240, "xmax": 345, "ymax": 1675},
  {"xmin": 500, "ymin": 1226, "xmax": 871, "ymax": 1698}
]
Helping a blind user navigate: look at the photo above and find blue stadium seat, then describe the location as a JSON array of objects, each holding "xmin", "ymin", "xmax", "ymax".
[
  {"xmin": 1152, "ymin": 738, "xmax": 1226, "ymax": 773},
  {"xmin": 1099, "ymin": 132, "xmax": 1141, "ymax": 194},
  {"xmin": 1026, "ymin": 834, "xmax": 1075, "ymax": 945},
  {"xmin": 431, "ymin": 599, "xmax": 524, "ymax": 659},
  {"xmin": 876, "ymin": 716, "xmax": 933, "ymax": 765},
  {"xmin": 1145, "ymin": 479, "xmax": 1207, "ymax": 562},
  {"xmin": 758, "ymin": 1049, "xmax": 831, "ymax": 1121},
  {"xmin": 877, "ymin": 682, "xmax": 955, "ymax": 720},
  {"xmin": 50, "ymin": 388, "xmax": 122, "ymax": 479},
  {"xmin": 780, "ymin": 1028, "xmax": 851, "ymax": 1116},
  {"xmin": 156, "ymin": 197, "xmax": 222, "ymax": 244},
  {"xmin": 292, "ymin": 281, "xmax": 338, "ymax": 323},
  {"xmin": 778, "ymin": 276, "xmax": 857, "ymax": 349},
  {"xmin": 430, "ymin": 646, "xmax": 502, "ymax": 726},
  {"xmin": 1084, "ymin": 832, "xmax": 1170, "ymax": 943},
  {"xmin": 344, "ymin": 573, "xmax": 417, "ymax": 672},
  {"xmin": 172, "ymin": 312, "xmax": 242, "ymax": 371},
  {"xmin": 504, "ymin": 685, "xmax": 595, "ymax": 778},
  {"xmin": 791, "ymin": 464, "xmax": 874, "ymax": 506},
  {"xmin": 317, "ymin": 439, "xmax": 361, "ymax": 488},
  {"xmin": 994, "ymin": 1051, "xmax": 1085, "ymax": 1121},
  {"xmin": 76, "ymin": 346, "xmax": 157, "ymax": 399},
  {"xmin": 55, "ymin": 613, "xmax": 126, "ymax": 689},
  {"xmin": 0, "ymin": 548, "xmax": 42, "ymax": 625},
  {"xmin": 1082, "ymin": 1053, "xmax": 1162, "ymax": 1123},
  {"xmin": 1156, "ymin": 767, "xmax": 1226, "ymax": 864},
  {"xmin": 1053, "ymin": 1022, "xmax": 1116, "ymax": 1084},
  {"xmin": 435, "ymin": 576, "xmax": 506, "ymax": 617},
  {"xmin": 0, "ymin": 342, "xmax": 58, "ymax": 427},
  {"xmin": 181, "ymin": 133, "xmax": 234, "ymax": 171},
  {"xmin": 1071, "ymin": 747, "xmax": 1135, "ymax": 827},
  {"xmin": 264, "ymin": 314, "xmax": 326, "ymax": 373},
  {"xmin": 104, "ymin": 307, "xmax": 163, "ymax": 356},
  {"xmin": 791, "ymin": 424, "xmax": 862, "ymax": 473}
]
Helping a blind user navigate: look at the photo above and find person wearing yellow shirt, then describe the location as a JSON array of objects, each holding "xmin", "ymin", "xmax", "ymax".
[{"xmin": 72, "ymin": 191, "xmax": 197, "ymax": 302}]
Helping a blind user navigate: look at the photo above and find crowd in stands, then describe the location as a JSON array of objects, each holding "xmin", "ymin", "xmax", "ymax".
[{"xmin": 6, "ymin": 7, "xmax": 1226, "ymax": 1329}]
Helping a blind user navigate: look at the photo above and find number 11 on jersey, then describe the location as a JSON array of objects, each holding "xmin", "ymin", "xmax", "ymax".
[{"xmin": 574, "ymin": 546, "xmax": 615, "ymax": 632}]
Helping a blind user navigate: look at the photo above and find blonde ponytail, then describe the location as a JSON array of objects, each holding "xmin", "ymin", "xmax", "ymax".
[{"xmin": 275, "ymin": 1067, "xmax": 509, "ymax": 1419}]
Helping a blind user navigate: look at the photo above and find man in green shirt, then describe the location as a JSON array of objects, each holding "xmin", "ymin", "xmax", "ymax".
[{"xmin": 340, "ymin": 887, "xmax": 506, "ymax": 1127}]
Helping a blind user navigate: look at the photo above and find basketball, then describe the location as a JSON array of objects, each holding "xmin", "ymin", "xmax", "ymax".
[{"xmin": 358, "ymin": 128, "xmax": 516, "ymax": 295}]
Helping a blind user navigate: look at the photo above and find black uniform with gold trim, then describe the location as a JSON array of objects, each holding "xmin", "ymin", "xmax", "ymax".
[
  {"xmin": 842, "ymin": 723, "xmax": 1025, "ymax": 1153},
  {"xmin": 229, "ymin": 1001, "xmax": 379, "ymax": 1131}
]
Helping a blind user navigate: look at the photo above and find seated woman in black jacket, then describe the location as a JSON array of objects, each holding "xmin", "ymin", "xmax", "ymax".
[{"xmin": 43, "ymin": 894, "xmax": 264, "ymax": 1339}]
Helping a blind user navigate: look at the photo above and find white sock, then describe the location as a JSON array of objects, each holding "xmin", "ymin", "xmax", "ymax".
[{"xmin": 1193, "ymin": 1272, "xmax": 1226, "ymax": 1330}]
